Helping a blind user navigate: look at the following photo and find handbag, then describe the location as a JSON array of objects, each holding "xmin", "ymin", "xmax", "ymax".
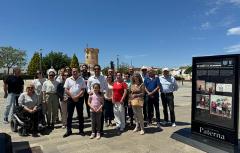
[{"xmin": 131, "ymin": 98, "xmax": 144, "ymax": 107}]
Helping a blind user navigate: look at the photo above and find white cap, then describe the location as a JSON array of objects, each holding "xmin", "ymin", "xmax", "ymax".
[
  {"xmin": 47, "ymin": 68, "xmax": 57, "ymax": 75},
  {"xmin": 163, "ymin": 67, "xmax": 169, "ymax": 71},
  {"xmin": 141, "ymin": 66, "xmax": 148, "ymax": 70}
]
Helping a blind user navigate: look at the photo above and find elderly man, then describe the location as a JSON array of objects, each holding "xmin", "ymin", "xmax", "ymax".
[
  {"xmin": 144, "ymin": 68, "xmax": 161, "ymax": 128},
  {"xmin": 159, "ymin": 68, "xmax": 178, "ymax": 127},
  {"xmin": 3, "ymin": 67, "xmax": 24, "ymax": 124}
]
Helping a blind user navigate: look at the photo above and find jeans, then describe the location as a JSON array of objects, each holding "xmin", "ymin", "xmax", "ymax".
[
  {"xmin": 4, "ymin": 93, "xmax": 19, "ymax": 119},
  {"xmin": 113, "ymin": 103, "xmax": 125, "ymax": 130},
  {"xmin": 161, "ymin": 93, "xmax": 175, "ymax": 123}
]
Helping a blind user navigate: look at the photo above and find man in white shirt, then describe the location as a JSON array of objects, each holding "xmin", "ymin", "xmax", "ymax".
[
  {"xmin": 63, "ymin": 67, "xmax": 86, "ymax": 138},
  {"xmin": 87, "ymin": 64, "xmax": 108, "ymax": 135},
  {"xmin": 159, "ymin": 68, "xmax": 178, "ymax": 127}
]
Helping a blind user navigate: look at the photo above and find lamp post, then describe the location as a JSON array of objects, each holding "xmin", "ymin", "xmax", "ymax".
[
  {"xmin": 117, "ymin": 54, "xmax": 119, "ymax": 71},
  {"xmin": 39, "ymin": 49, "xmax": 43, "ymax": 73}
]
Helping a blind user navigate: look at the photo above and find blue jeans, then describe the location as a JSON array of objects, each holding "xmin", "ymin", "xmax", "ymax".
[{"xmin": 4, "ymin": 93, "xmax": 19, "ymax": 119}]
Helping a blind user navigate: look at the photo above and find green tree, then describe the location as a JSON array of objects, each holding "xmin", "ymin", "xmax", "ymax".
[
  {"xmin": 42, "ymin": 51, "xmax": 71, "ymax": 73},
  {"xmin": 28, "ymin": 52, "xmax": 41, "ymax": 76},
  {"xmin": 0, "ymin": 46, "xmax": 27, "ymax": 74},
  {"xmin": 117, "ymin": 63, "xmax": 129, "ymax": 74},
  {"xmin": 184, "ymin": 66, "xmax": 192, "ymax": 74},
  {"xmin": 70, "ymin": 53, "xmax": 80, "ymax": 70},
  {"xmin": 102, "ymin": 66, "xmax": 110, "ymax": 76}
]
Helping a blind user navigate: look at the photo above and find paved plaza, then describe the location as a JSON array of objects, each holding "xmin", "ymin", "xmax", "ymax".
[{"xmin": 0, "ymin": 80, "xmax": 205, "ymax": 153}]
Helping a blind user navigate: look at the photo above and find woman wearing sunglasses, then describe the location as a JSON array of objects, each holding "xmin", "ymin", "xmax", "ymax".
[
  {"xmin": 42, "ymin": 69, "xmax": 59, "ymax": 129},
  {"xmin": 18, "ymin": 83, "xmax": 39, "ymax": 137}
]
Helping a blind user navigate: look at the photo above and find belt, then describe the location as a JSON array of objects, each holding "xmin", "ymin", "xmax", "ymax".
[{"xmin": 161, "ymin": 92, "xmax": 173, "ymax": 95}]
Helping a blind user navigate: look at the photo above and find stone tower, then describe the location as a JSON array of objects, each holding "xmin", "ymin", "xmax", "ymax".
[{"xmin": 85, "ymin": 48, "xmax": 99, "ymax": 71}]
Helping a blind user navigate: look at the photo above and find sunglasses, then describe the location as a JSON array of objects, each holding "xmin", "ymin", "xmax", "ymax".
[
  {"xmin": 27, "ymin": 87, "xmax": 34, "ymax": 89},
  {"xmin": 94, "ymin": 68, "xmax": 100, "ymax": 70},
  {"xmin": 49, "ymin": 74, "xmax": 55, "ymax": 77}
]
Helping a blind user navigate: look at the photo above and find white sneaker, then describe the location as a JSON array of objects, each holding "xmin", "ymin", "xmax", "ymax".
[
  {"xmin": 140, "ymin": 130, "xmax": 145, "ymax": 135},
  {"xmin": 133, "ymin": 127, "xmax": 138, "ymax": 132},
  {"xmin": 172, "ymin": 123, "xmax": 176, "ymax": 127},
  {"xmin": 3, "ymin": 118, "xmax": 9, "ymax": 124},
  {"xmin": 62, "ymin": 125, "xmax": 66, "ymax": 129},
  {"xmin": 89, "ymin": 133, "xmax": 95, "ymax": 139}
]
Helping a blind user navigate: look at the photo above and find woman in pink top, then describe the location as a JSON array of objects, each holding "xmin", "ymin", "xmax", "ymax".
[{"xmin": 88, "ymin": 83, "xmax": 104, "ymax": 139}]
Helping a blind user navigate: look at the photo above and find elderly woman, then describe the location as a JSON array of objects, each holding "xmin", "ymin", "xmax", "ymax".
[
  {"xmin": 129, "ymin": 73, "xmax": 145, "ymax": 135},
  {"xmin": 18, "ymin": 83, "xmax": 39, "ymax": 137},
  {"xmin": 42, "ymin": 68, "xmax": 59, "ymax": 129}
]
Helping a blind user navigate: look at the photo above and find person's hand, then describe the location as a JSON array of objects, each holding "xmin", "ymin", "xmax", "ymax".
[
  {"xmin": 33, "ymin": 106, "xmax": 37, "ymax": 112},
  {"xmin": 4, "ymin": 93, "xmax": 8, "ymax": 98},
  {"xmin": 89, "ymin": 91, "xmax": 93, "ymax": 96}
]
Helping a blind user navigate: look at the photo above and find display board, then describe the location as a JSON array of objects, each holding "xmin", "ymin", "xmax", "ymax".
[{"xmin": 191, "ymin": 55, "xmax": 239, "ymax": 145}]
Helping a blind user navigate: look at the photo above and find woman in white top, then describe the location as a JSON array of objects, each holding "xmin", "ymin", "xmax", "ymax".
[
  {"xmin": 32, "ymin": 70, "xmax": 47, "ymax": 126},
  {"xmin": 42, "ymin": 69, "xmax": 59, "ymax": 129},
  {"xmin": 18, "ymin": 83, "xmax": 39, "ymax": 137},
  {"xmin": 104, "ymin": 75, "xmax": 114, "ymax": 126}
]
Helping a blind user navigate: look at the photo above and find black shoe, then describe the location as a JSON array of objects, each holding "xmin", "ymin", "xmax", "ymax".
[
  {"xmin": 32, "ymin": 133, "xmax": 39, "ymax": 137},
  {"xmin": 63, "ymin": 131, "xmax": 72, "ymax": 138},
  {"xmin": 78, "ymin": 131, "xmax": 85, "ymax": 136}
]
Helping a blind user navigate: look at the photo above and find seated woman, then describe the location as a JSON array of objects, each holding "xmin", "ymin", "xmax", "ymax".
[{"xmin": 18, "ymin": 83, "xmax": 40, "ymax": 137}]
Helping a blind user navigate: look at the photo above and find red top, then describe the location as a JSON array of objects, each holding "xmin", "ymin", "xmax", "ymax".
[{"xmin": 112, "ymin": 81, "xmax": 127, "ymax": 102}]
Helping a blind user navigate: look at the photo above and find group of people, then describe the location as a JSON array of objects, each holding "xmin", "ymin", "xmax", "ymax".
[{"xmin": 2, "ymin": 64, "xmax": 178, "ymax": 139}]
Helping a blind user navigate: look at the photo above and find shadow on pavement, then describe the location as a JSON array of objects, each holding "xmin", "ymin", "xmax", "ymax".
[{"xmin": 171, "ymin": 128, "xmax": 240, "ymax": 153}]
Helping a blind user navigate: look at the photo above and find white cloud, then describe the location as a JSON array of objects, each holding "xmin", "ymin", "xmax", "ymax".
[
  {"xmin": 224, "ymin": 44, "xmax": 240, "ymax": 52},
  {"xmin": 205, "ymin": 7, "xmax": 218, "ymax": 16},
  {"xmin": 229, "ymin": 0, "xmax": 240, "ymax": 5},
  {"xmin": 200, "ymin": 22, "xmax": 211, "ymax": 30},
  {"xmin": 227, "ymin": 26, "xmax": 240, "ymax": 35}
]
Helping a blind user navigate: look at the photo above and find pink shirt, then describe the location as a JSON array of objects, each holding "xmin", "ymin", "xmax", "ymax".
[{"xmin": 89, "ymin": 93, "xmax": 104, "ymax": 111}]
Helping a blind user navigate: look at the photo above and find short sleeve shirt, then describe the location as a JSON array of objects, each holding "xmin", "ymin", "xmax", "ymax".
[
  {"xmin": 42, "ymin": 80, "xmax": 59, "ymax": 93},
  {"xmin": 5, "ymin": 75, "xmax": 24, "ymax": 94},
  {"xmin": 144, "ymin": 77, "xmax": 161, "ymax": 98},
  {"xmin": 112, "ymin": 82, "xmax": 127, "ymax": 102},
  {"xmin": 18, "ymin": 92, "xmax": 39, "ymax": 108},
  {"xmin": 64, "ymin": 76, "xmax": 86, "ymax": 97}
]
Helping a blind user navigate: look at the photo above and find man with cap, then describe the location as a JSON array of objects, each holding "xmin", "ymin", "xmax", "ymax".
[
  {"xmin": 144, "ymin": 67, "xmax": 161, "ymax": 128},
  {"xmin": 42, "ymin": 68, "xmax": 59, "ymax": 129},
  {"xmin": 159, "ymin": 68, "xmax": 178, "ymax": 127}
]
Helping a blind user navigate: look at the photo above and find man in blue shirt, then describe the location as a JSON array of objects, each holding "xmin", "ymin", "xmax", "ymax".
[
  {"xmin": 159, "ymin": 68, "xmax": 178, "ymax": 127},
  {"xmin": 144, "ymin": 68, "xmax": 161, "ymax": 128}
]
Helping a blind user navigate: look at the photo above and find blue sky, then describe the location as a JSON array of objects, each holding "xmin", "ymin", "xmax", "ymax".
[{"xmin": 0, "ymin": 0, "xmax": 240, "ymax": 68}]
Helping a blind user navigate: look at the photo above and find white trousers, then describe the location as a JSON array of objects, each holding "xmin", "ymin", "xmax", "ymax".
[{"xmin": 113, "ymin": 103, "xmax": 125, "ymax": 130}]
